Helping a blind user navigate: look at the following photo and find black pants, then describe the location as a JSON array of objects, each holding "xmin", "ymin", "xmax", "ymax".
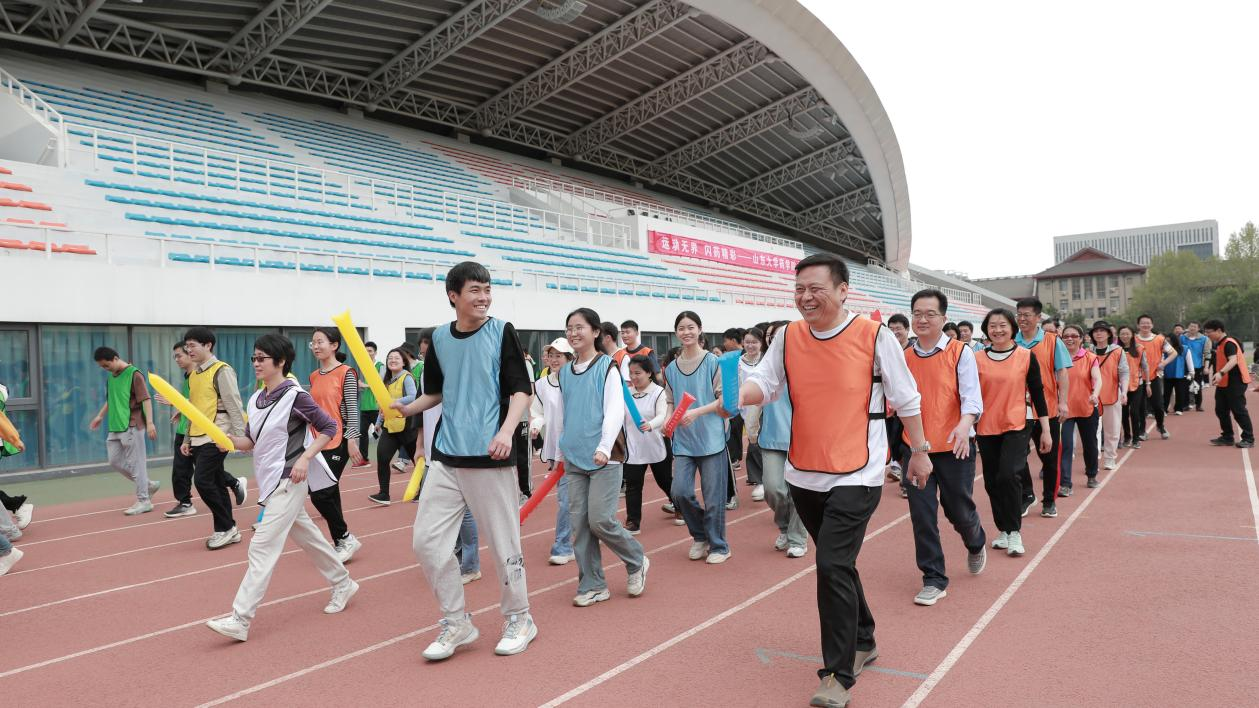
[
  {"xmin": 376, "ymin": 427, "xmax": 417, "ymax": 500},
  {"xmin": 977, "ymin": 426, "xmax": 1031, "ymax": 533},
  {"xmin": 515, "ymin": 422, "xmax": 531, "ymax": 498},
  {"xmin": 727, "ymin": 414, "xmax": 744, "ymax": 464},
  {"xmin": 1166, "ymin": 377, "xmax": 1190, "ymax": 413},
  {"xmin": 1215, "ymin": 381, "xmax": 1255, "ymax": 442},
  {"xmin": 1193, "ymin": 371, "xmax": 1208, "ymax": 410},
  {"xmin": 312, "ymin": 438, "xmax": 350, "ymax": 541},
  {"xmin": 1025, "ymin": 417, "xmax": 1061, "ymax": 503},
  {"xmin": 745, "ymin": 442, "xmax": 763, "ymax": 485},
  {"xmin": 624, "ymin": 457, "xmax": 673, "ymax": 524},
  {"xmin": 901, "ymin": 446, "xmax": 984, "ymax": 590},
  {"xmin": 171, "ymin": 433, "xmax": 194, "ymax": 505},
  {"xmin": 0, "ymin": 490, "xmax": 25, "ymax": 513},
  {"xmin": 1126, "ymin": 386, "xmax": 1146, "ymax": 442},
  {"xmin": 358, "ymin": 410, "xmax": 376, "ymax": 461},
  {"xmin": 885, "ymin": 415, "xmax": 908, "ymax": 469},
  {"xmin": 1144, "ymin": 378, "xmax": 1167, "ymax": 431},
  {"xmin": 191, "ymin": 443, "xmax": 235, "ymax": 532},
  {"xmin": 790, "ymin": 483, "xmax": 881, "ymax": 689}
]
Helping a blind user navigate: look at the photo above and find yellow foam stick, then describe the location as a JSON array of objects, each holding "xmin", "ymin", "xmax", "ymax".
[
  {"xmin": 148, "ymin": 372, "xmax": 234, "ymax": 452},
  {"xmin": 403, "ymin": 458, "xmax": 427, "ymax": 502},
  {"xmin": 332, "ymin": 310, "xmax": 399, "ymax": 419}
]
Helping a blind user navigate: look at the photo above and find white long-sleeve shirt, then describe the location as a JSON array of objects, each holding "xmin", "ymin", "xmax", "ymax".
[
  {"xmin": 750, "ymin": 311, "xmax": 922, "ymax": 490},
  {"xmin": 569, "ymin": 355, "xmax": 627, "ymax": 459},
  {"xmin": 911, "ymin": 332, "xmax": 983, "ymax": 432}
]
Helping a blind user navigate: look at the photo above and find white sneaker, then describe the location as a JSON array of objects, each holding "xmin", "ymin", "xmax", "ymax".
[
  {"xmin": 1007, "ymin": 531, "xmax": 1025, "ymax": 557},
  {"xmin": 548, "ymin": 553, "xmax": 575, "ymax": 565},
  {"xmin": 661, "ymin": 503, "xmax": 676, "ymax": 514},
  {"xmin": 422, "ymin": 616, "xmax": 478, "ymax": 661},
  {"xmin": 751, "ymin": 484, "xmax": 765, "ymax": 501},
  {"xmin": 206, "ymin": 615, "xmax": 249, "ymax": 642},
  {"xmin": 0, "ymin": 547, "xmax": 23, "ymax": 575},
  {"xmin": 124, "ymin": 500, "xmax": 154, "ymax": 516},
  {"xmin": 706, "ymin": 551, "xmax": 731, "ymax": 564},
  {"xmin": 786, "ymin": 545, "xmax": 807, "ymax": 558},
  {"xmin": 725, "ymin": 497, "xmax": 739, "ymax": 511},
  {"xmin": 672, "ymin": 514, "xmax": 686, "ymax": 526},
  {"xmin": 335, "ymin": 534, "xmax": 362, "ymax": 564},
  {"xmin": 687, "ymin": 541, "xmax": 710, "ymax": 560},
  {"xmin": 324, "ymin": 579, "xmax": 359, "ymax": 614},
  {"xmin": 148, "ymin": 480, "xmax": 161, "ymax": 497},
  {"xmin": 573, "ymin": 588, "xmax": 611, "ymax": 607},
  {"xmin": 207, "ymin": 527, "xmax": 242, "ymax": 550},
  {"xmin": 773, "ymin": 533, "xmax": 789, "ymax": 551},
  {"xmin": 991, "ymin": 531, "xmax": 1009, "ymax": 550},
  {"xmin": 392, "ymin": 459, "xmax": 409, "ymax": 473},
  {"xmin": 461, "ymin": 570, "xmax": 482, "ymax": 585},
  {"xmin": 1104, "ymin": 459, "xmax": 1118, "ymax": 470},
  {"xmin": 15, "ymin": 503, "xmax": 33, "ymax": 529},
  {"xmin": 494, "ymin": 613, "xmax": 537, "ymax": 656},
  {"xmin": 627, "ymin": 557, "xmax": 650, "ymax": 597}
]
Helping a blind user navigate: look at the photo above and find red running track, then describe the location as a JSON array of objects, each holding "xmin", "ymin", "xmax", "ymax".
[{"xmin": 2, "ymin": 390, "xmax": 1256, "ymax": 707}]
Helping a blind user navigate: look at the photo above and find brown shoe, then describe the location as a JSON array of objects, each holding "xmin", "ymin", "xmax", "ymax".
[
  {"xmin": 854, "ymin": 645, "xmax": 878, "ymax": 677},
  {"xmin": 809, "ymin": 674, "xmax": 851, "ymax": 708}
]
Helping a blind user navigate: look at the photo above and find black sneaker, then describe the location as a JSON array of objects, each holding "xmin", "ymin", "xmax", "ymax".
[
  {"xmin": 1119, "ymin": 439, "xmax": 1131, "ymax": 448},
  {"xmin": 625, "ymin": 520, "xmax": 641, "ymax": 535},
  {"xmin": 1041, "ymin": 503, "xmax": 1058, "ymax": 518},
  {"xmin": 1210, "ymin": 437, "xmax": 1236, "ymax": 447},
  {"xmin": 1057, "ymin": 485, "xmax": 1073, "ymax": 498},
  {"xmin": 1138, "ymin": 433, "xmax": 1148, "ymax": 441},
  {"xmin": 1239, "ymin": 440, "xmax": 1256, "ymax": 449},
  {"xmin": 1159, "ymin": 429, "xmax": 1170, "ymax": 440},
  {"xmin": 1020, "ymin": 497, "xmax": 1036, "ymax": 518},
  {"xmin": 164, "ymin": 502, "xmax": 196, "ymax": 518},
  {"xmin": 1086, "ymin": 477, "xmax": 1100, "ymax": 489},
  {"xmin": 1132, "ymin": 440, "xmax": 1142, "ymax": 449},
  {"xmin": 368, "ymin": 492, "xmax": 391, "ymax": 506}
]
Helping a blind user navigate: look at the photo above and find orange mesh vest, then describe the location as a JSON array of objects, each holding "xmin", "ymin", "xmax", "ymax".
[
  {"xmin": 1028, "ymin": 331, "xmax": 1061, "ymax": 404},
  {"xmin": 975, "ymin": 347, "xmax": 1031, "ymax": 436},
  {"xmin": 1125, "ymin": 350, "xmax": 1142, "ymax": 392},
  {"xmin": 902, "ymin": 338, "xmax": 965, "ymax": 452},
  {"xmin": 1065, "ymin": 350, "xmax": 1098, "ymax": 418},
  {"xmin": 784, "ymin": 316, "xmax": 884, "ymax": 474},
  {"xmin": 1096, "ymin": 349, "xmax": 1122, "ymax": 406},
  {"xmin": 1216, "ymin": 337, "xmax": 1253, "ymax": 387},
  {"xmin": 1138, "ymin": 335, "xmax": 1165, "ymax": 378},
  {"xmin": 308, "ymin": 364, "xmax": 348, "ymax": 448}
]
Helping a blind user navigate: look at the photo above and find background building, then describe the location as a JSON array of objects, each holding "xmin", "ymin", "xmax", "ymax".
[
  {"xmin": 967, "ymin": 275, "xmax": 1036, "ymax": 302},
  {"xmin": 1034, "ymin": 248, "xmax": 1146, "ymax": 321},
  {"xmin": 1052, "ymin": 220, "xmax": 1218, "ymax": 266}
]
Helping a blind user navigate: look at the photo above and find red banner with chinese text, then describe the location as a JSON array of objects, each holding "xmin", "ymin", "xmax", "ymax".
[{"xmin": 647, "ymin": 230, "xmax": 799, "ymax": 274}]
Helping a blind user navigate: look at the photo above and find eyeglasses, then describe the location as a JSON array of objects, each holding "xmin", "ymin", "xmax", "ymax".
[
  {"xmin": 565, "ymin": 326, "xmax": 589, "ymax": 334},
  {"xmin": 911, "ymin": 311, "xmax": 942, "ymax": 321},
  {"xmin": 250, "ymin": 356, "xmax": 273, "ymax": 363},
  {"xmin": 1060, "ymin": 334, "xmax": 1081, "ymax": 340}
]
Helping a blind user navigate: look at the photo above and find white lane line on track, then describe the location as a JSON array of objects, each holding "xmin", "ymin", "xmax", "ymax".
[
  {"xmin": 901, "ymin": 424, "xmax": 1150, "ymax": 708},
  {"xmin": 1242, "ymin": 446, "xmax": 1259, "ymax": 547},
  {"xmin": 537, "ymin": 511, "xmax": 910, "ymax": 707},
  {"xmin": 192, "ymin": 506, "xmax": 775, "ymax": 708}
]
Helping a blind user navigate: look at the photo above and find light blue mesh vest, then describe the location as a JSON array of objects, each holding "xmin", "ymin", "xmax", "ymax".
[
  {"xmin": 665, "ymin": 352, "xmax": 726, "ymax": 457},
  {"xmin": 432, "ymin": 318, "xmax": 505, "ymax": 458}
]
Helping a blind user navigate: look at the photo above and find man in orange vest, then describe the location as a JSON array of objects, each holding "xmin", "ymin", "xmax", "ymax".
[
  {"xmin": 1013, "ymin": 297, "xmax": 1071, "ymax": 518},
  {"xmin": 737, "ymin": 253, "xmax": 931, "ymax": 708},
  {"xmin": 1203, "ymin": 319, "xmax": 1254, "ymax": 448},
  {"xmin": 902, "ymin": 289, "xmax": 986, "ymax": 607}
]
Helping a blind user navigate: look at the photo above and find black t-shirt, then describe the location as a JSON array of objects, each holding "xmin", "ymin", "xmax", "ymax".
[{"xmin": 423, "ymin": 320, "xmax": 533, "ymax": 468}]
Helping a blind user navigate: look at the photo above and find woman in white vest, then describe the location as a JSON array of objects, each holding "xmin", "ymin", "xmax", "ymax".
[{"xmin": 206, "ymin": 334, "xmax": 357, "ymax": 642}]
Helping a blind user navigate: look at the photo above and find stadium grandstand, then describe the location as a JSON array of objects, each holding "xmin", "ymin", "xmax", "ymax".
[{"xmin": 0, "ymin": 0, "xmax": 1006, "ymax": 474}]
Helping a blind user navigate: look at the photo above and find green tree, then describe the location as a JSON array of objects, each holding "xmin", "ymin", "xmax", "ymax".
[
  {"xmin": 1126, "ymin": 250, "xmax": 1211, "ymax": 325},
  {"xmin": 1225, "ymin": 221, "xmax": 1259, "ymax": 261}
]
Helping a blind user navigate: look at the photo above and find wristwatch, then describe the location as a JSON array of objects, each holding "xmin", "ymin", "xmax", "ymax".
[{"xmin": 909, "ymin": 441, "xmax": 931, "ymax": 454}]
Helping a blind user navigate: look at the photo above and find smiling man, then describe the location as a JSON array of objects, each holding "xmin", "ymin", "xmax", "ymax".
[{"xmin": 738, "ymin": 253, "xmax": 930, "ymax": 708}]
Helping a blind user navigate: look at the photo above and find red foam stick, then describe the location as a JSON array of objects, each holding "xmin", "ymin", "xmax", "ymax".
[
  {"xmin": 663, "ymin": 392, "xmax": 697, "ymax": 438},
  {"xmin": 520, "ymin": 461, "xmax": 565, "ymax": 524}
]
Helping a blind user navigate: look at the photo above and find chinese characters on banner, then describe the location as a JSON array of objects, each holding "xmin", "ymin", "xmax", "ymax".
[{"xmin": 647, "ymin": 230, "xmax": 800, "ymax": 274}]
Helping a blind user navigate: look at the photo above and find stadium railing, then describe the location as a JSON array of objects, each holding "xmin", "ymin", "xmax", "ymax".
[{"xmin": 0, "ymin": 67, "xmax": 68, "ymax": 167}]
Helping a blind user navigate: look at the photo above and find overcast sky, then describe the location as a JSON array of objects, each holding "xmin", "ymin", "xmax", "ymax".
[{"xmin": 799, "ymin": 0, "xmax": 1259, "ymax": 278}]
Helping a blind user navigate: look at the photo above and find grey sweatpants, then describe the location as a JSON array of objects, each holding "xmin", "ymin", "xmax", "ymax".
[
  {"xmin": 232, "ymin": 478, "xmax": 349, "ymax": 623},
  {"xmin": 567, "ymin": 462, "xmax": 645, "ymax": 594},
  {"xmin": 412, "ymin": 460, "xmax": 528, "ymax": 622},
  {"xmin": 107, "ymin": 426, "xmax": 150, "ymax": 502},
  {"xmin": 760, "ymin": 449, "xmax": 808, "ymax": 550}
]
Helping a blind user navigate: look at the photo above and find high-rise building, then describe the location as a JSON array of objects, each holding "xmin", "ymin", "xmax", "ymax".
[{"xmin": 1052, "ymin": 220, "xmax": 1218, "ymax": 266}]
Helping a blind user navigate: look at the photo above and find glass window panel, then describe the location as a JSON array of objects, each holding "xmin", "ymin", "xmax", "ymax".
[
  {"xmin": 0, "ymin": 408, "xmax": 39, "ymax": 473},
  {"xmin": 0, "ymin": 329, "xmax": 32, "ymax": 400},
  {"xmin": 131, "ymin": 326, "xmax": 188, "ymax": 455},
  {"xmin": 41, "ymin": 324, "xmax": 129, "ymax": 467},
  {"xmin": 284, "ymin": 328, "xmax": 319, "ymax": 388}
]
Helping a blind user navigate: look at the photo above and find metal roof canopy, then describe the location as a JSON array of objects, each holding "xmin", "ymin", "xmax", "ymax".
[{"xmin": 0, "ymin": 0, "xmax": 911, "ymax": 265}]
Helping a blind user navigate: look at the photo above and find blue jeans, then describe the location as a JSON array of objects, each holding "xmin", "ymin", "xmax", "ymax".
[
  {"xmin": 1060, "ymin": 412, "xmax": 1100, "ymax": 488},
  {"xmin": 458, "ymin": 507, "xmax": 479, "ymax": 574},
  {"xmin": 0, "ymin": 506, "xmax": 18, "ymax": 554},
  {"xmin": 672, "ymin": 452, "xmax": 729, "ymax": 555},
  {"xmin": 551, "ymin": 473, "xmax": 573, "ymax": 557}
]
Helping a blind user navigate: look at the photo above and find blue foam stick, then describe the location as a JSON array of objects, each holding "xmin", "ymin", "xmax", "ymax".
[
  {"xmin": 623, "ymin": 380, "xmax": 645, "ymax": 429},
  {"xmin": 719, "ymin": 351, "xmax": 742, "ymax": 416}
]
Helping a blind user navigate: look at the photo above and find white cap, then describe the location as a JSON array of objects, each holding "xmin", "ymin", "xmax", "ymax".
[{"xmin": 544, "ymin": 337, "xmax": 574, "ymax": 355}]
